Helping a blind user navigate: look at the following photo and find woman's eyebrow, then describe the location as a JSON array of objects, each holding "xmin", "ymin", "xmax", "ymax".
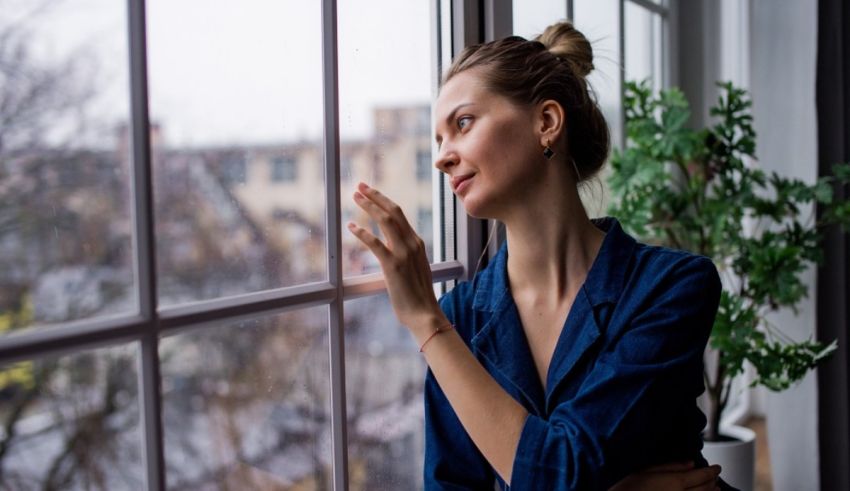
[{"xmin": 445, "ymin": 103, "xmax": 475, "ymax": 126}]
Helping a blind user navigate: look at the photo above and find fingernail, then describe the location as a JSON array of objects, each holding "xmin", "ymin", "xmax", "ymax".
[
  {"xmin": 347, "ymin": 222, "xmax": 356, "ymax": 229},
  {"xmin": 353, "ymin": 191, "xmax": 363, "ymax": 200}
]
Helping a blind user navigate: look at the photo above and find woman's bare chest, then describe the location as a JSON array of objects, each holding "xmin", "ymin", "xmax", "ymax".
[{"xmin": 514, "ymin": 297, "xmax": 575, "ymax": 391}]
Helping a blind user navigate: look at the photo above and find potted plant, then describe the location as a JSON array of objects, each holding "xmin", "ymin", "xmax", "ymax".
[{"xmin": 606, "ymin": 79, "xmax": 850, "ymax": 489}]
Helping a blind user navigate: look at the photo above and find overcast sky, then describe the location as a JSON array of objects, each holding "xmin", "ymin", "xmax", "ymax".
[{"xmin": 10, "ymin": 0, "xmax": 641, "ymax": 149}]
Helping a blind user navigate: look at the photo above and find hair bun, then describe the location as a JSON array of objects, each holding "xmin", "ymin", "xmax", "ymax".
[{"xmin": 534, "ymin": 21, "xmax": 594, "ymax": 78}]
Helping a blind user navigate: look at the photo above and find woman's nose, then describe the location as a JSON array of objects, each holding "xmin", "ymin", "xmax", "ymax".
[{"xmin": 434, "ymin": 146, "xmax": 459, "ymax": 174}]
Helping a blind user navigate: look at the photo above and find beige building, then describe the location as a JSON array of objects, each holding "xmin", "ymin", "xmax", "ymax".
[{"xmin": 229, "ymin": 105, "xmax": 436, "ymax": 274}]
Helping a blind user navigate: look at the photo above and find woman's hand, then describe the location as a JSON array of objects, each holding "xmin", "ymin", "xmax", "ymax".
[
  {"xmin": 608, "ymin": 461, "xmax": 722, "ymax": 491},
  {"xmin": 347, "ymin": 182, "xmax": 447, "ymax": 339}
]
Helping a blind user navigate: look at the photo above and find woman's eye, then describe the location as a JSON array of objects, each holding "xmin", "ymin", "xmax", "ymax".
[{"xmin": 457, "ymin": 116, "xmax": 472, "ymax": 130}]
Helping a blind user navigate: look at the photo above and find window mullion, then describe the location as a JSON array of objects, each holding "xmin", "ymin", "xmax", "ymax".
[
  {"xmin": 127, "ymin": 0, "xmax": 165, "ymax": 489},
  {"xmin": 320, "ymin": 0, "xmax": 349, "ymax": 489},
  {"xmin": 483, "ymin": 0, "xmax": 512, "ymax": 42},
  {"xmin": 450, "ymin": 0, "xmax": 491, "ymax": 281},
  {"xmin": 619, "ymin": 0, "xmax": 627, "ymax": 149}
]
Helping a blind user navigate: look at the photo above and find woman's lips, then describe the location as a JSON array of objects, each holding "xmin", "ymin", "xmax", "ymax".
[
  {"xmin": 455, "ymin": 175, "xmax": 473, "ymax": 195},
  {"xmin": 451, "ymin": 174, "xmax": 474, "ymax": 194}
]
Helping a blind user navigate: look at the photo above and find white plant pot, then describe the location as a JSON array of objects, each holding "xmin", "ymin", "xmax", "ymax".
[{"xmin": 702, "ymin": 425, "xmax": 756, "ymax": 491}]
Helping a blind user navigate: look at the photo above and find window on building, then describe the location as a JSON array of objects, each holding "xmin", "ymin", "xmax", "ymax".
[
  {"xmin": 223, "ymin": 154, "xmax": 247, "ymax": 184},
  {"xmin": 0, "ymin": 1, "xmax": 669, "ymax": 489},
  {"xmin": 271, "ymin": 156, "xmax": 298, "ymax": 182},
  {"xmin": 416, "ymin": 149, "xmax": 432, "ymax": 181}
]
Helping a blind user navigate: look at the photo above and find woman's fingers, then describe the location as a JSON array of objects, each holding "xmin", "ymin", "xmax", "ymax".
[
  {"xmin": 353, "ymin": 190, "xmax": 409, "ymax": 250},
  {"xmin": 357, "ymin": 182, "xmax": 415, "ymax": 234},
  {"xmin": 355, "ymin": 183, "xmax": 421, "ymax": 248},
  {"xmin": 347, "ymin": 221, "xmax": 391, "ymax": 263},
  {"xmin": 681, "ymin": 465, "xmax": 721, "ymax": 489},
  {"xmin": 347, "ymin": 183, "xmax": 442, "ymax": 331}
]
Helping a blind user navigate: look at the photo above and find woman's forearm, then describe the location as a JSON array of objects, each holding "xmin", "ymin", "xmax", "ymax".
[
  {"xmin": 415, "ymin": 313, "xmax": 529, "ymax": 485},
  {"xmin": 345, "ymin": 183, "xmax": 528, "ymax": 483}
]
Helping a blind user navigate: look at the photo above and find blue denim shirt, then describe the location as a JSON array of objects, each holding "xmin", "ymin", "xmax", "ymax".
[{"xmin": 424, "ymin": 216, "xmax": 726, "ymax": 490}]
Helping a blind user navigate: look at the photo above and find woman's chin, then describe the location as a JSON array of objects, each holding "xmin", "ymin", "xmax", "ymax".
[{"xmin": 460, "ymin": 196, "xmax": 492, "ymax": 219}]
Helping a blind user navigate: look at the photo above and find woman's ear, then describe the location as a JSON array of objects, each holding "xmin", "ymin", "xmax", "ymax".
[{"xmin": 536, "ymin": 99, "xmax": 565, "ymax": 146}]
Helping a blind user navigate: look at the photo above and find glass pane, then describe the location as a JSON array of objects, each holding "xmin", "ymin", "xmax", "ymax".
[
  {"xmin": 625, "ymin": 2, "xmax": 657, "ymax": 91},
  {"xmin": 574, "ymin": 0, "xmax": 622, "ymax": 148},
  {"xmin": 512, "ymin": 0, "xmax": 568, "ymax": 40},
  {"xmin": 147, "ymin": 1, "xmax": 327, "ymax": 306},
  {"xmin": 652, "ymin": 13, "xmax": 665, "ymax": 88},
  {"xmin": 574, "ymin": 0, "xmax": 622, "ymax": 217},
  {"xmin": 345, "ymin": 293, "xmax": 428, "ymax": 490},
  {"xmin": 0, "ymin": 1, "xmax": 134, "ymax": 333},
  {"xmin": 338, "ymin": 0, "xmax": 436, "ymax": 276},
  {"xmin": 160, "ymin": 307, "xmax": 332, "ymax": 489},
  {"xmin": 0, "ymin": 343, "xmax": 142, "ymax": 488}
]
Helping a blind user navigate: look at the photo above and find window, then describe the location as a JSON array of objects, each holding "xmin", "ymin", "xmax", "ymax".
[
  {"xmin": 0, "ymin": 0, "xmax": 134, "ymax": 334},
  {"xmin": 222, "ymin": 153, "xmax": 247, "ymax": 184},
  {"xmin": 0, "ymin": 1, "xmax": 670, "ymax": 489},
  {"xmin": 271, "ymin": 156, "xmax": 298, "ymax": 182},
  {"xmin": 625, "ymin": 0, "xmax": 668, "ymax": 93},
  {"xmin": 416, "ymin": 149, "xmax": 432, "ymax": 181},
  {"xmin": 418, "ymin": 207, "xmax": 433, "ymax": 233},
  {"xmin": 418, "ymin": 207, "xmax": 434, "ymax": 263}
]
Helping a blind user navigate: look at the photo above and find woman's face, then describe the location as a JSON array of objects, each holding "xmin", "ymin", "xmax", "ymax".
[{"xmin": 434, "ymin": 69, "xmax": 544, "ymax": 219}]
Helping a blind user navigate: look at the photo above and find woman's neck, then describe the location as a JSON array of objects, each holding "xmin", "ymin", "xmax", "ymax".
[{"xmin": 502, "ymin": 184, "xmax": 605, "ymax": 305}]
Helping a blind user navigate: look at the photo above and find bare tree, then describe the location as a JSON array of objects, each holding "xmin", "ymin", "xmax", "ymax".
[{"xmin": 0, "ymin": 3, "xmax": 139, "ymax": 489}]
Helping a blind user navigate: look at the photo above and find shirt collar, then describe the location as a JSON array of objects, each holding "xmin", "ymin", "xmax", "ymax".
[{"xmin": 471, "ymin": 216, "xmax": 636, "ymax": 312}]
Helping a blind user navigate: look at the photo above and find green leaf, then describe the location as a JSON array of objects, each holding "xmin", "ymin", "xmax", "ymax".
[{"xmin": 611, "ymin": 78, "xmax": 840, "ymax": 417}]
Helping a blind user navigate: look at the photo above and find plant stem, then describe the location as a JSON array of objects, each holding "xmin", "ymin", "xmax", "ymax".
[{"xmin": 705, "ymin": 351, "xmax": 726, "ymax": 442}]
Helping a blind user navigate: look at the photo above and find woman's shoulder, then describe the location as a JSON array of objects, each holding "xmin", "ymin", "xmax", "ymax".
[
  {"xmin": 630, "ymin": 240, "xmax": 719, "ymax": 284},
  {"xmin": 619, "ymin": 240, "xmax": 722, "ymax": 322},
  {"xmin": 583, "ymin": 216, "xmax": 720, "ymax": 308},
  {"xmin": 632, "ymin": 240, "xmax": 716, "ymax": 272}
]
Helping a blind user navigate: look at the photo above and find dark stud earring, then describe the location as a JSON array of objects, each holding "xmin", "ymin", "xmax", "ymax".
[{"xmin": 543, "ymin": 140, "xmax": 555, "ymax": 160}]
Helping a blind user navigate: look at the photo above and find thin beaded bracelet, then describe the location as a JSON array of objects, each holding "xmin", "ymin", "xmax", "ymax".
[{"xmin": 419, "ymin": 324, "xmax": 454, "ymax": 353}]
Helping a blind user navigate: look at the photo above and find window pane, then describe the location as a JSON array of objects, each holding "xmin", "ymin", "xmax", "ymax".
[
  {"xmin": 574, "ymin": 0, "xmax": 623, "ymax": 217},
  {"xmin": 0, "ymin": 343, "xmax": 142, "ymax": 488},
  {"xmin": 160, "ymin": 307, "xmax": 332, "ymax": 489},
  {"xmin": 512, "ymin": 0, "xmax": 568, "ymax": 39},
  {"xmin": 0, "ymin": 1, "xmax": 135, "ymax": 333},
  {"xmin": 345, "ymin": 293, "xmax": 428, "ymax": 490},
  {"xmin": 574, "ymin": 0, "xmax": 622, "ymax": 148},
  {"xmin": 625, "ymin": 2, "xmax": 660, "ymax": 91},
  {"xmin": 338, "ymin": 0, "xmax": 436, "ymax": 276},
  {"xmin": 146, "ymin": 1, "xmax": 327, "ymax": 306}
]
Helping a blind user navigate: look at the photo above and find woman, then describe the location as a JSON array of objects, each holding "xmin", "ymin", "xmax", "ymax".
[{"xmin": 347, "ymin": 21, "xmax": 734, "ymax": 491}]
